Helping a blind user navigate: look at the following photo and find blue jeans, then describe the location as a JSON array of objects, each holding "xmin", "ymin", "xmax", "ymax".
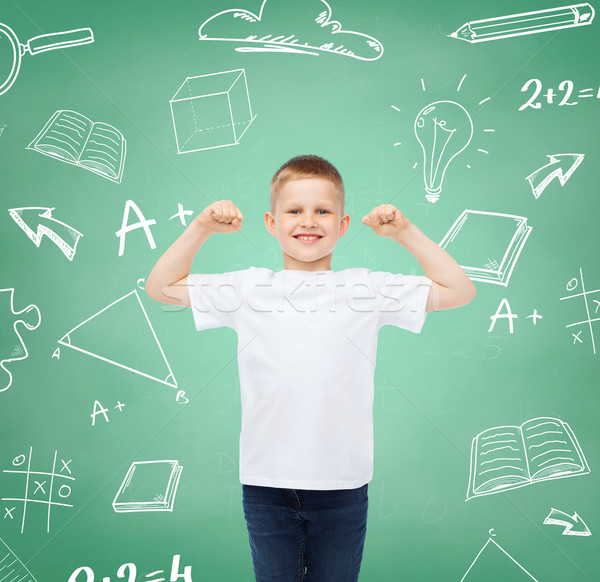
[{"xmin": 242, "ymin": 483, "xmax": 368, "ymax": 582}]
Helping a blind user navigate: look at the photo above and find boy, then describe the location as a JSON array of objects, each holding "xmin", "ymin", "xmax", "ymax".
[{"xmin": 146, "ymin": 155, "xmax": 475, "ymax": 581}]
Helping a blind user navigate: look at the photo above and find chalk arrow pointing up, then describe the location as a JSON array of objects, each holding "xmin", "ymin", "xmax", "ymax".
[
  {"xmin": 543, "ymin": 508, "xmax": 591, "ymax": 536},
  {"xmin": 526, "ymin": 153, "xmax": 584, "ymax": 199},
  {"xmin": 8, "ymin": 207, "xmax": 83, "ymax": 261}
]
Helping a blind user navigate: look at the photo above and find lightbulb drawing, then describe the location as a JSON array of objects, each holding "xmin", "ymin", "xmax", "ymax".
[{"xmin": 414, "ymin": 100, "xmax": 473, "ymax": 203}]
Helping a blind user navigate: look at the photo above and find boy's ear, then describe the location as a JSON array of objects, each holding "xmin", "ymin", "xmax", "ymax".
[
  {"xmin": 339, "ymin": 213, "xmax": 351, "ymax": 237},
  {"xmin": 264, "ymin": 212, "xmax": 277, "ymax": 237}
]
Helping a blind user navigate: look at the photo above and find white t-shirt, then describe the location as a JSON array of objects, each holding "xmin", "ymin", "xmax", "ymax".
[{"xmin": 188, "ymin": 267, "xmax": 431, "ymax": 490}]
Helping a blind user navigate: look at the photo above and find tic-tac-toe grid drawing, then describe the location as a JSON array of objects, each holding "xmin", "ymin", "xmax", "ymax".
[
  {"xmin": 560, "ymin": 268, "xmax": 600, "ymax": 355},
  {"xmin": 2, "ymin": 447, "xmax": 74, "ymax": 533}
]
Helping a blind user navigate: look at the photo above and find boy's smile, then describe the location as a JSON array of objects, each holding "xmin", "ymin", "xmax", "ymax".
[
  {"xmin": 294, "ymin": 234, "xmax": 322, "ymax": 243},
  {"xmin": 265, "ymin": 177, "xmax": 350, "ymax": 271}
]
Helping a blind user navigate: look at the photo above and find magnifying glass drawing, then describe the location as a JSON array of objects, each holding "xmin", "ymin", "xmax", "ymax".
[{"xmin": 0, "ymin": 23, "xmax": 94, "ymax": 96}]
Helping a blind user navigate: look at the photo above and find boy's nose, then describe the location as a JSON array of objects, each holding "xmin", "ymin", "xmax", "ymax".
[{"xmin": 301, "ymin": 213, "xmax": 318, "ymax": 226}]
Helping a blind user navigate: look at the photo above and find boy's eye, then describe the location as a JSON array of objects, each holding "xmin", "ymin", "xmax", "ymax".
[{"xmin": 288, "ymin": 210, "xmax": 330, "ymax": 214}]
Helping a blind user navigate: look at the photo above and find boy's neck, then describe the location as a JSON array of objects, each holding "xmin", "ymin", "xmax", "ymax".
[{"xmin": 282, "ymin": 254, "xmax": 333, "ymax": 272}]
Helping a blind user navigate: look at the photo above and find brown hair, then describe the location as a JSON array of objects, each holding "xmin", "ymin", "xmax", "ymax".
[{"xmin": 270, "ymin": 155, "xmax": 345, "ymax": 214}]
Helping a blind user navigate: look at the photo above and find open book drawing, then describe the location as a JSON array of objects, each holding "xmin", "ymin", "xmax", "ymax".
[
  {"xmin": 439, "ymin": 210, "xmax": 532, "ymax": 287},
  {"xmin": 113, "ymin": 460, "xmax": 183, "ymax": 512},
  {"xmin": 27, "ymin": 110, "xmax": 126, "ymax": 183},
  {"xmin": 467, "ymin": 417, "xmax": 589, "ymax": 500}
]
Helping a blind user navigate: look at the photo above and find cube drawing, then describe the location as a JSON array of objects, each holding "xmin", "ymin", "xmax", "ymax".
[{"xmin": 170, "ymin": 69, "xmax": 256, "ymax": 154}]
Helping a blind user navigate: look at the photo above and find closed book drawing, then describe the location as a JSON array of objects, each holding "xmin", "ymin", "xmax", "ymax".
[
  {"xmin": 0, "ymin": 538, "xmax": 38, "ymax": 582},
  {"xmin": 440, "ymin": 210, "xmax": 532, "ymax": 286},
  {"xmin": 27, "ymin": 110, "xmax": 126, "ymax": 183},
  {"xmin": 113, "ymin": 460, "xmax": 183, "ymax": 512},
  {"xmin": 467, "ymin": 417, "xmax": 589, "ymax": 500}
]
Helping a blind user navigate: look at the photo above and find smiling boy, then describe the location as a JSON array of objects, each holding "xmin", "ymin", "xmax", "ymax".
[
  {"xmin": 146, "ymin": 155, "xmax": 475, "ymax": 581},
  {"xmin": 265, "ymin": 169, "xmax": 348, "ymax": 271}
]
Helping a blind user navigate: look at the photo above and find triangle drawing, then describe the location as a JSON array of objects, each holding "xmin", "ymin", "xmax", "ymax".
[
  {"xmin": 461, "ymin": 536, "xmax": 539, "ymax": 581},
  {"xmin": 58, "ymin": 289, "xmax": 177, "ymax": 388}
]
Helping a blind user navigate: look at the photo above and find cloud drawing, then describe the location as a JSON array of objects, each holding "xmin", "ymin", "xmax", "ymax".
[{"xmin": 198, "ymin": 0, "xmax": 384, "ymax": 61}]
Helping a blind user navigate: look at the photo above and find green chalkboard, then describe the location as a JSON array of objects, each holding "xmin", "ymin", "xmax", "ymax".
[{"xmin": 1, "ymin": 0, "xmax": 599, "ymax": 580}]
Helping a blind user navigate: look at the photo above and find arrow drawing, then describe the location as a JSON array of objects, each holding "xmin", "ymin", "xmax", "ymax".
[
  {"xmin": 526, "ymin": 153, "xmax": 584, "ymax": 199},
  {"xmin": 543, "ymin": 508, "xmax": 591, "ymax": 536},
  {"xmin": 8, "ymin": 207, "xmax": 83, "ymax": 261}
]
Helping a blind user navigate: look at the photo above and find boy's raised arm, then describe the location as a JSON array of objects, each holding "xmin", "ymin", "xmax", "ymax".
[
  {"xmin": 145, "ymin": 200, "xmax": 243, "ymax": 307},
  {"xmin": 362, "ymin": 204, "xmax": 476, "ymax": 312}
]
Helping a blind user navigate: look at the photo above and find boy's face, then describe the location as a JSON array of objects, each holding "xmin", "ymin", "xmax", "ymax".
[{"xmin": 264, "ymin": 177, "xmax": 350, "ymax": 271}]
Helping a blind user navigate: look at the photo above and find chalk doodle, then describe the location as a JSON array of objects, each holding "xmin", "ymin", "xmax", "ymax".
[
  {"xmin": 27, "ymin": 110, "xmax": 126, "ymax": 183},
  {"xmin": 467, "ymin": 417, "xmax": 589, "ymax": 500},
  {"xmin": 198, "ymin": 0, "xmax": 383, "ymax": 61},
  {"xmin": 1, "ymin": 447, "xmax": 74, "ymax": 533},
  {"xmin": 560, "ymin": 268, "xmax": 600, "ymax": 355},
  {"xmin": 176, "ymin": 390, "xmax": 189, "ymax": 404},
  {"xmin": 115, "ymin": 200, "xmax": 157, "ymax": 257},
  {"xmin": 8, "ymin": 207, "xmax": 84, "ymax": 261},
  {"xmin": 426, "ymin": 331, "xmax": 505, "ymax": 360},
  {"xmin": 90, "ymin": 400, "xmax": 125, "ymax": 426},
  {"xmin": 0, "ymin": 537, "xmax": 38, "ymax": 581},
  {"xmin": 461, "ymin": 533, "xmax": 539, "ymax": 581},
  {"xmin": 488, "ymin": 299, "xmax": 544, "ymax": 333},
  {"xmin": 439, "ymin": 210, "xmax": 532, "ymax": 287},
  {"xmin": 526, "ymin": 309, "xmax": 543, "ymax": 325},
  {"xmin": 414, "ymin": 100, "xmax": 473, "ymax": 203},
  {"xmin": 112, "ymin": 460, "xmax": 183, "ymax": 512},
  {"xmin": 0, "ymin": 23, "xmax": 93, "ymax": 96},
  {"xmin": 1, "ymin": 288, "xmax": 41, "ymax": 392},
  {"xmin": 170, "ymin": 69, "xmax": 256, "ymax": 154},
  {"xmin": 68, "ymin": 555, "xmax": 192, "ymax": 582},
  {"xmin": 526, "ymin": 154, "xmax": 584, "ymax": 198},
  {"xmin": 449, "ymin": 4, "xmax": 594, "ymax": 43},
  {"xmin": 488, "ymin": 298, "xmax": 518, "ymax": 334},
  {"xmin": 543, "ymin": 507, "xmax": 591, "ymax": 536},
  {"xmin": 392, "ymin": 75, "xmax": 495, "ymax": 202},
  {"xmin": 56, "ymin": 289, "xmax": 177, "ymax": 388},
  {"xmin": 169, "ymin": 203, "xmax": 194, "ymax": 226},
  {"xmin": 115, "ymin": 200, "xmax": 226, "ymax": 257},
  {"xmin": 520, "ymin": 79, "xmax": 600, "ymax": 110}
]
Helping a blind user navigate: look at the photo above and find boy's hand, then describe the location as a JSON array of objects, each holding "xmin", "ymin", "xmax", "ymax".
[
  {"xmin": 195, "ymin": 200, "xmax": 244, "ymax": 234},
  {"xmin": 362, "ymin": 204, "xmax": 410, "ymax": 238}
]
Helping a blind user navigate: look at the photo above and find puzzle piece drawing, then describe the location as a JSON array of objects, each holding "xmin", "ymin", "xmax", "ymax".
[{"xmin": 1, "ymin": 288, "xmax": 41, "ymax": 392}]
